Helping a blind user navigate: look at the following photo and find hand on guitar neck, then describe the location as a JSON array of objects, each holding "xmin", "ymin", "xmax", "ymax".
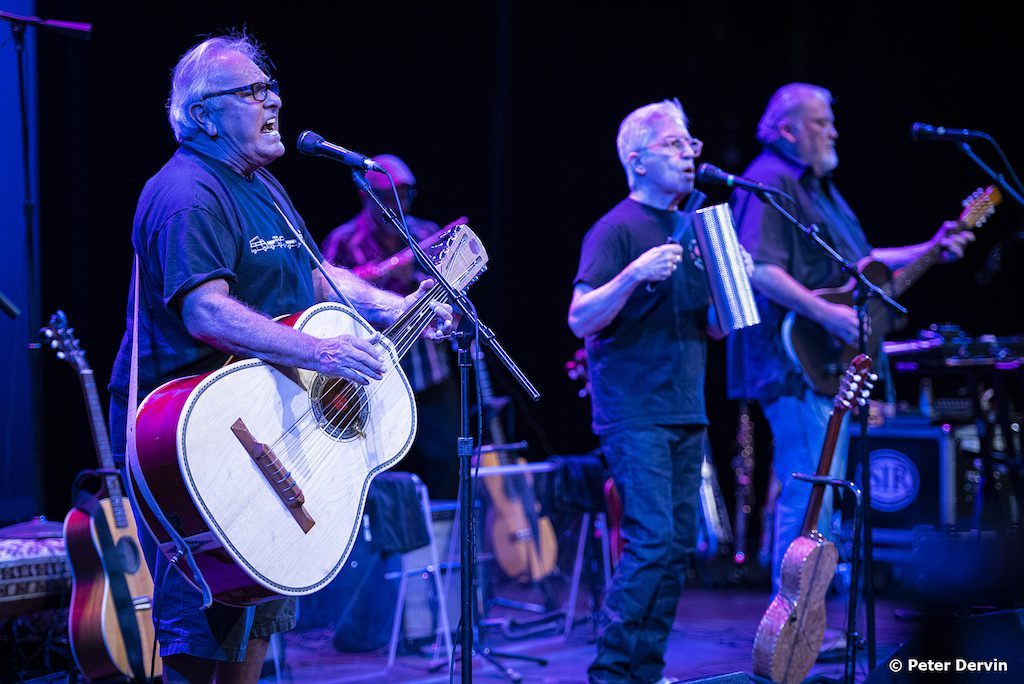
[
  {"xmin": 782, "ymin": 186, "xmax": 1001, "ymax": 396},
  {"xmin": 752, "ymin": 355, "xmax": 876, "ymax": 684}
]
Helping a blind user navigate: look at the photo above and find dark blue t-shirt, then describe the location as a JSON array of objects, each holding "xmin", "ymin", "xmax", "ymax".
[
  {"xmin": 108, "ymin": 145, "xmax": 322, "ymax": 456},
  {"xmin": 574, "ymin": 198, "xmax": 710, "ymax": 435}
]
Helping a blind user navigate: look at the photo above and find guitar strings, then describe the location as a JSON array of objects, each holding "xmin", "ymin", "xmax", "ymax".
[
  {"xmin": 289, "ymin": 299, "xmax": 442, "ymax": 480},
  {"xmin": 260, "ymin": 272, "xmax": 464, "ymax": 484},
  {"xmin": 264, "ymin": 284, "xmax": 446, "ymax": 482},
  {"xmin": 285, "ymin": 252, "xmax": 480, "ymax": 477}
]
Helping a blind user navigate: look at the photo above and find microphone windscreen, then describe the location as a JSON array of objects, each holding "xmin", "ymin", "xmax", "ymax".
[{"xmin": 296, "ymin": 131, "xmax": 324, "ymax": 155}]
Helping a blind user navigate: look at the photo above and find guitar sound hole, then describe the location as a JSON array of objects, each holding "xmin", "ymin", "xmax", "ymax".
[
  {"xmin": 310, "ymin": 375, "xmax": 369, "ymax": 440},
  {"xmin": 116, "ymin": 537, "xmax": 141, "ymax": 574}
]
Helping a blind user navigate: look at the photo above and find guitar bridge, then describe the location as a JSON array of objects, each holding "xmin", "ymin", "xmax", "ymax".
[{"xmin": 230, "ymin": 418, "xmax": 316, "ymax": 533}]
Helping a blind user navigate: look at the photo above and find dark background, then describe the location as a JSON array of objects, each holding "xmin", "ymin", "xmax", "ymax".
[{"xmin": 26, "ymin": 3, "xmax": 1024, "ymax": 545}]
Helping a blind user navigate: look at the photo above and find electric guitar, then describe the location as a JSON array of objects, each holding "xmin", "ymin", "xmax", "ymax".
[
  {"xmin": 782, "ymin": 187, "xmax": 1001, "ymax": 396},
  {"xmin": 131, "ymin": 225, "xmax": 487, "ymax": 606},
  {"xmin": 752, "ymin": 354, "xmax": 875, "ymax": 684},
  {"xmin": 43, "ymin": 311, "xmax": 161, "ymax": 682}
]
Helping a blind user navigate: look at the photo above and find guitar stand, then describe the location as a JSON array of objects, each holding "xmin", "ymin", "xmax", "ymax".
[
  {"xmin": 790, "ymin": 473, "xmax": 865, "ymax": 684},
  {"xmin": 756, "ymin": 189, "xmax": 900, "ymax": 673},
  {"xmin": 428, "ymin": 436, "xmax": 552, "ymax": 679}
]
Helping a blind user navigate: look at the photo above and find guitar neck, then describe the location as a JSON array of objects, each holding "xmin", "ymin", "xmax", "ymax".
[
  {"xmin": 383, "ymin": 283, "xmax": 447, "ymax": 357},
  {"xmin": 78, "ymin": 370, "xmax": 129, "ymax": 527},
  {"xmin": 890, "ymin": 220, "xmax": 966, "ymax": 299},
  {"xmin": 800, "ymin": 408, "xmax": 845, "ymax": 537}
]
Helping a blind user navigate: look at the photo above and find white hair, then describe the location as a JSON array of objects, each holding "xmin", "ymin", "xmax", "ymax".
[
  {"xmin": 166, "ymin": 32, "xmax": 270, "ymax": 142},
  {"xmin": 756, "ymin": 83, "xmax": 832, "ymax": 146},
  {"xmin": 616, "ymin": 98, "xmax": 688, "ymax": 189}
]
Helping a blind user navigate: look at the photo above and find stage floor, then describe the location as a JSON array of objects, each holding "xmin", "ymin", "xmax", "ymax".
[{"xmin": 266, "ymin": 584, "xmax": 915, "ymax": 683}]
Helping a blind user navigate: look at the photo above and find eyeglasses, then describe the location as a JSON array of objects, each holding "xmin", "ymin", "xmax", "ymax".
[
  {"xmin": 641, "ymin": 136, "xmax": 703, "ymax": 157},
  {"xmin": 201, "ymin": 79, "xmax": 279, "ymax": 103}
]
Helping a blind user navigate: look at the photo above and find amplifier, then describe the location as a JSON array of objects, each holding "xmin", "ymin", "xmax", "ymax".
[{"xmin": 846, "ymin": 415, "xmax": 957, "ymax": 548}]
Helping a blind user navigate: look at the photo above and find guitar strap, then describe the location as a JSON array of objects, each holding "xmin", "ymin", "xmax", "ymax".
[
  {"xmin": 73, "ymin": 489, "xmax": 148, "ymax": 682},
  {"xmin": 124, "ymin": 255, "xmax": 214, "ymax": 609}
]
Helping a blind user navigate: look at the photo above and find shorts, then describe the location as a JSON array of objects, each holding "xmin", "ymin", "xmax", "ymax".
[{"xmin": 149, "ymin": 540, "xmax": 297, "ymax": 662}]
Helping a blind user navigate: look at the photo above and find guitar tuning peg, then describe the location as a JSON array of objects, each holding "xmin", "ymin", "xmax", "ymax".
[
  {"xmin": 50, "ymin": 340, "xmax": 59, "ymax": 350},
  {"xmin": 841, "ymin": 398, "xmax": 851, "ymax": 408},
  {"xmin": 861, "ymin": 389, "xmax": 871, "ymax": 398},
  {"xmin": 42, "ymin": 328, "xmax": 54, "ymax": 339},
  {"xmin": 853, "ymin": 373, "xmax": 862, "ymax": 382},
  {"xmin": 857, "ymin": 397, "xmax": 867, "ymax": 406},
  {"xmin": 869, "ymin": 373, "xmax": 879, "ymax": 382},
  {"xmin": 56, "ymin": 351, "xmax": 66, "ymax": 360},
  {"xmin": 845, "ymin": 390, "xmax": 855, "ymax": 400}
]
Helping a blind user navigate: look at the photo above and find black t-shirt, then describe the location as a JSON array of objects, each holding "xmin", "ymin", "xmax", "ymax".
[
  {"xmin": 574, "ymin": 198, "xmax": 710, "ymax": 434},
  {"xmin": 108, "ymin": 145, "xmax": 322, "ymax": 456},
  {"xmin": 726, "ymin": 145, "xmax": 873, "ymax": 401}
]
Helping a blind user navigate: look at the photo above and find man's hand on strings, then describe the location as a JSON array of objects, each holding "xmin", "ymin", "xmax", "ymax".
[
  {"xmin": 404, "ymin": 278, "xmax": 456, "ymax": 341},
  {"xmin": 315, "ymin": 333, "xmax": 384, "ymax": 385}
]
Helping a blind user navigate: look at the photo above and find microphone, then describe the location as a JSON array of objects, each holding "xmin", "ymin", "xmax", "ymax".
[
  {"xmin": 696, "ymin": 163, "xmax": 788, "ymax": 197},
  {"xmin": 911, "ymin": 122, "xmax": 990, "ymax": 143},
  {"xmin": 296, "ymin": 131, "xmax": 385, "ymax": 173}
]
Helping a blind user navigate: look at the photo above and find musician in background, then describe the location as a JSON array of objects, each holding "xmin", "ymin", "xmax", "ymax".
[
  {"xmin": 726, "ymin": 83, "xmax": 974, "ymax": 598},
  {"xmin": 321, "ymin": 155, "xmax": 461, "ymax": 500},
  {"xmin": 569, "ymin": 98, "xmax": 750, "ymax": 684},
  {"xmin": 107, "ymin": 34, "xmax": 451, "ymax": 684}
]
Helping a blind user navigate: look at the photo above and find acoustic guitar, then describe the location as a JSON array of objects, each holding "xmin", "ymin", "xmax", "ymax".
[
  {"xmin": 131, "ymin": 225, "xmax": 487, "ymax": 606},
  {"xmin": 478, "ymin": 349, "xmax": 557, "ymax": 583},
  {"xmin": 782, "ymin": 187, "xmax": 1000, "ymax": 396},
  {"xmin": 43, "ymin": 311, "xmax": 161, "ymax": 681},
  {"xmin": 751, "ymin": 354, "xmax": 875, "ymax": 684}
]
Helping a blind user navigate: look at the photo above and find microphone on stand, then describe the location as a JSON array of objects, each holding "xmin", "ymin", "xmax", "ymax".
[
  {"xmin": 296, "ymin": 131, "xmax": 385, "ymax": 172},
  {"xmin": 910, "ymin": 122, "xmax": 991, "ymax": 143},
  {"xmin": 696, "ymin": 163, "xmax": 789, "ymax": 198}
]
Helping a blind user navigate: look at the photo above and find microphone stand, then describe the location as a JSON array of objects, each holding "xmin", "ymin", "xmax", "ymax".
[
  {"xmin": 350, "ymin": 171, "xmax": 540, "ymax": 684},
  {"xmin": 2, "ymin": 10, "xmax": 91, "ymax": 510},
  {"xmin": 758, "ymin": 189, "xmax": 907, "ymax": 672},
  {"xmin": 955, "ymin": 142, "xmax": 1024, "ymax": 208}
]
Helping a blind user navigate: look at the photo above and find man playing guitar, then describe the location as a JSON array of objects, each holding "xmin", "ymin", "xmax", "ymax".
[{"xmin": 725, "ymin": 83, "xmax": 974, "ymax": 600}]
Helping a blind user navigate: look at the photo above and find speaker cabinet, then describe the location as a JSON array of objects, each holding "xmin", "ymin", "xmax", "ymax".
[{"xmin": 846, "ymin": 416, "xmax": 956, "ymax": 559}]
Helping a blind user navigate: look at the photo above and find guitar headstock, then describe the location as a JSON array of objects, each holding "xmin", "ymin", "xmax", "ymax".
[
  {"xmin": 432, "ymin": 224, "xmax": 489, "ymax": 291},
  {"xmin": 40, "ymin": 310, "xmax": 91, "ymax": 374},
  {"xmin": 834, "ymin": 353, "xmax": 875, "ymax": 414},
  {"xmin": 959, "ymin": 186, "xmax": 1002, "ymax": 230}
]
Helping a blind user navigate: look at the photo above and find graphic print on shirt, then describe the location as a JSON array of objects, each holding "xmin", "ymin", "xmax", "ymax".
[{"xmin": 249, "ymin": 234, "xmax": 300, "ymax": 255}]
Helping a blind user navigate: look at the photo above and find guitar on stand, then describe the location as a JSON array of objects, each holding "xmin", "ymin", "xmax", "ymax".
[
  {"xmin": 476, "ymin": 347, "xmax": 561, "ymax": 638},
  {"xmin": 782, "ymin": 187, "xmax": 1001, "ymax": 396},
  {"xmin": 42, "ymin": 311, "xmax": 161, "ymax": 682},
  {"xmin": 752, "ymin": 354, "xmax": 875, "ymax": 684}
]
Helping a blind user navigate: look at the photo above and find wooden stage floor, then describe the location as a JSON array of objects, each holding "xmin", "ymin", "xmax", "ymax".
[{"xmin": 264, "ymin": 584, "xmax": 917, "ymax": 683}]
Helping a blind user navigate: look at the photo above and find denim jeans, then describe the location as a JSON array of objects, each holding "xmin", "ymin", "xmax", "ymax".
[
  {"xmin": 589, "ymin": 425, "xmax": 704, "ymax": 684},
  {"xmin": 762, "ymin": 389, "xmax": 850, "ymax": 596}
]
